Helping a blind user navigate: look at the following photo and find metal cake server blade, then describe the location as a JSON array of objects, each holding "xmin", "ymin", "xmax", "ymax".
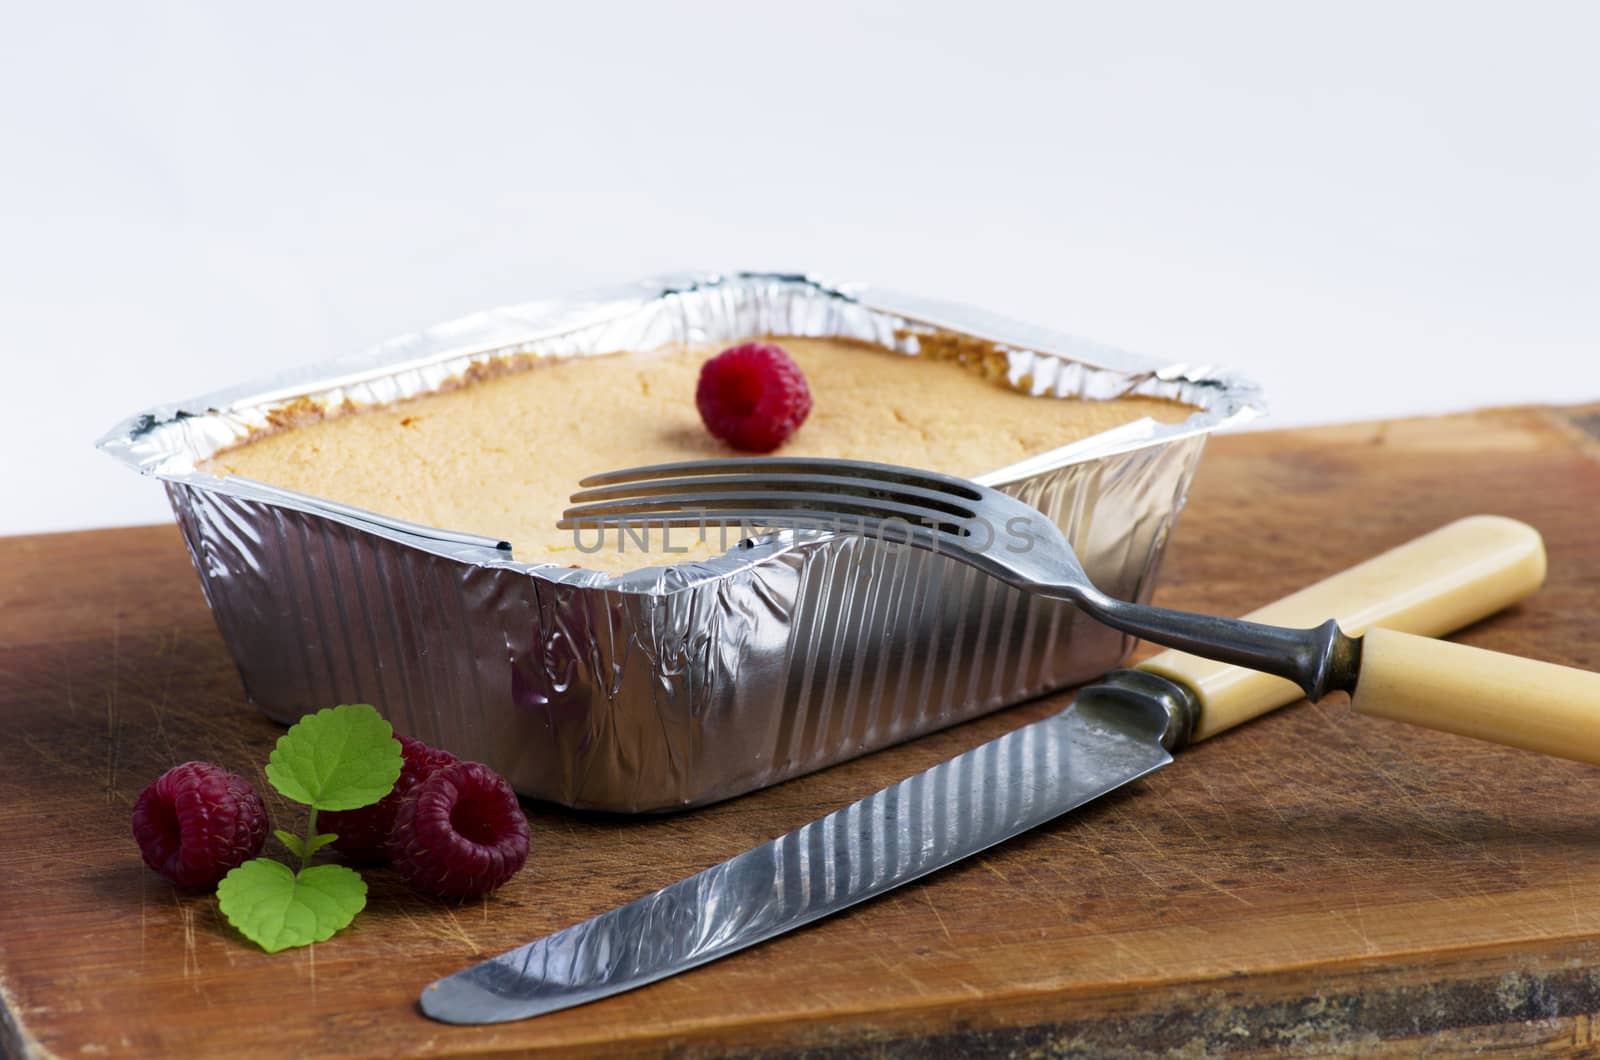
[
  {"xmin": 421, "ymin": 684, "xmax": 1179, "ymax": 1025},
  {"xmin": 421, "ymin": 514, "xmax": 1549, "ymax": 1025}
]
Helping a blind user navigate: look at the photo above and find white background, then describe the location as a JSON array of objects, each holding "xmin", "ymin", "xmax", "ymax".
[{"xmin": 4, "ymin": 1, "xmax": 1597, "ymax": 537}]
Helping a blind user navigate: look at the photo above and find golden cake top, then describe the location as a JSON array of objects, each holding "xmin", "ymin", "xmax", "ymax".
[{"xmin": 204, "ymin": 337, "xmax": 1194, "ymax": 573}]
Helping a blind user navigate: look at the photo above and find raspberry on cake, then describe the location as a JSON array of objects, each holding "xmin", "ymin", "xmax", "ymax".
[{"xmin": 695, "ymin": 341, "xmax": 813, "ymax": 452}]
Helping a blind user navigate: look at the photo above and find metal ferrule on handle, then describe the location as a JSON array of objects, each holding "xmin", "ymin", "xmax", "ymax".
[{"xmin": 1070, "ymin": 591, "xmax": 1363, "ymax": 703}]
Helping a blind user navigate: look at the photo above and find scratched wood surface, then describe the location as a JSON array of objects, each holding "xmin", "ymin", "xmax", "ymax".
[{"xmin": 3, "ymin": 404, "xmax": 1600, "ymax": 1059}]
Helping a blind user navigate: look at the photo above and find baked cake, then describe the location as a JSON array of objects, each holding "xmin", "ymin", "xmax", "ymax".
[{"xmin": 204, "ymin": 337, "xmax": 1195, "ymax": 573}]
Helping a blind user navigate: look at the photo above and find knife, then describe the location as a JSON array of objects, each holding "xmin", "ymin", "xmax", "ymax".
[{"xmin": 422, "ymin": 515, "xmax": 1549, "ymax": 1024}]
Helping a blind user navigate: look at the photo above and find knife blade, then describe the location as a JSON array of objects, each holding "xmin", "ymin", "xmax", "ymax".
[{"xmin": 422, "ymin": 515, "xmax": 1547, "ymax": 1025}]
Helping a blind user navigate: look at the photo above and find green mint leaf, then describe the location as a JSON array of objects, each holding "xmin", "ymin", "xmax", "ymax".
[
  {"xmin": 265, "ymin": 703, "xmax": 403, "ymax": 811},
  {"xmin": 274, "ymin": 830, "xmax": 307, "ymax": 859},
  {"xmin": 306, "ymin": 832, "xmax": 339, "ymax": 856},
  {"xmin": 216, "ymin": 859, "xmax": 368, "ymax": 953}
]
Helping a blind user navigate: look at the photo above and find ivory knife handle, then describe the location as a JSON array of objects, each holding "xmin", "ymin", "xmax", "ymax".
[
  {"xmin": 1139, "ymin": 515, "xmax": 1547, "ymax": 741},
  {"xmin": 1350, "ymin": 629, "xmax": 1600, "ymax": 764}
]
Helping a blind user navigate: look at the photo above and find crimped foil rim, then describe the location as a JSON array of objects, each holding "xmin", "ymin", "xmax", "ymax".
[{"xmin": 97, "ymin": 270, "xmax": 1264, "ymax": 595}]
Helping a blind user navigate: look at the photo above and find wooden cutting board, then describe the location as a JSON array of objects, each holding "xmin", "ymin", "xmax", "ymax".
[{"xmin": 3, "ymin": 403, "xmax": 1599, "ymax": 1058}]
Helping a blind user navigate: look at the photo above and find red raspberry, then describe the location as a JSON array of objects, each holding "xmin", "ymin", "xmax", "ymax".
[
  {"xmin": 322, "ymin": 735, "xmax": 458, "ymax": 863},
  {"xmin": 695, "ymin": 342, "xmax": 813, "ymax": 452},
  {"xmin": 391, "ymin": 761, "xmax": 530, "ymax": 898},
  {"xmin": 130, "ymin": 762, "xmax": 269, "ymax": 889}
]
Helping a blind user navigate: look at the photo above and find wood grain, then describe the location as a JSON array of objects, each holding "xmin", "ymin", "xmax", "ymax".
[{"xmin": 3, "ymin": 404, "xmax": 1599, "ymax": 1058}]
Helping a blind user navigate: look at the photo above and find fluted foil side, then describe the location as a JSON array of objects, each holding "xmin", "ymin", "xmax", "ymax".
[{"xmin": 105, "ymin": 272, "xmax": 1260, "ymax": 811}]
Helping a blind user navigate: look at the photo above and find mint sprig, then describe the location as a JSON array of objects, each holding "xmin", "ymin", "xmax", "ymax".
[{"xmin": 219, "ymin": 704, "xmax": 403, "ymax": 952}]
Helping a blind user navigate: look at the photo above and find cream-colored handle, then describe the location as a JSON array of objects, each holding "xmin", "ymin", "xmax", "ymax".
[
  {"xmin": 1140, "ymin": 515, "xmax": 1546, "ymax": 742},
  {"xmin": 1352, "ymin": 628, "xmax": 1600, "ymax": 764}
]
